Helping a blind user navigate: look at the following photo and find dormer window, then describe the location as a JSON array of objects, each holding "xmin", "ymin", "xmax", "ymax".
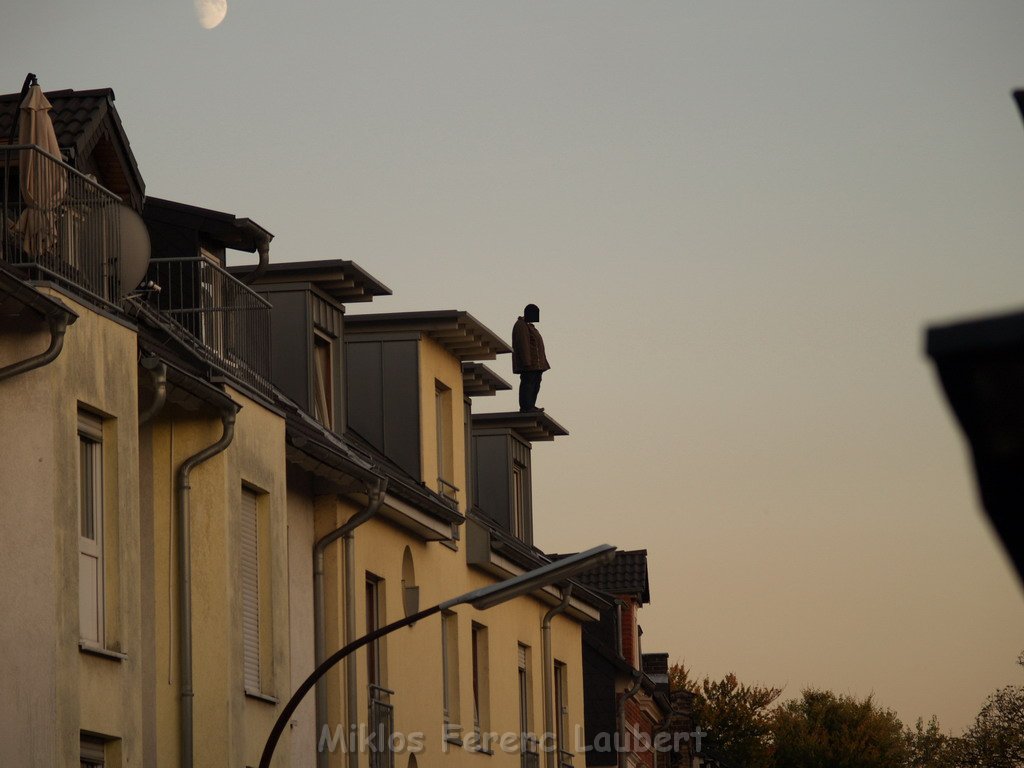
[
  {"xmin": 512, "ymin": 462, "xmax": 526, "ymax": 539},
  {"xmin": 313, "ymin": 331, "xmax": 334, "ymax": 428},
  {"xmin": 435, "ymin": 381, "xmax": 456, "ymax": 502}
]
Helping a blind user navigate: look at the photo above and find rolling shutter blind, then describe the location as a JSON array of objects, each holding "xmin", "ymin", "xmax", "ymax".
[{"xmin": 241, "ymin": 488, "xmax": 260, "ymax": 691}]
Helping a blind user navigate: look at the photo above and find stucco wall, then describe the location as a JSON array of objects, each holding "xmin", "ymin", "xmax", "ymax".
[{"xmin": 0, "ymin": 288, "xmax": 142, "ymax": 766}]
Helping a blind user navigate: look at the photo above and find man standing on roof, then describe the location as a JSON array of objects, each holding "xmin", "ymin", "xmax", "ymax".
[{"xmin": 512, "ymin": 304, "xmax": 550, "ymax": 412}]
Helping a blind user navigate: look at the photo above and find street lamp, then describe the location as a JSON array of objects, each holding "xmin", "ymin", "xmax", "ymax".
[{"xmin": 259, "ymin": 544, "xmax": 616, "ymax": 768}]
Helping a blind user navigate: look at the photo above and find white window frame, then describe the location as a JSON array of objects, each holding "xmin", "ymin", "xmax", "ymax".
[{"xmin": 78, "ymin": 411, "xmax": 104, "ymax": 646}]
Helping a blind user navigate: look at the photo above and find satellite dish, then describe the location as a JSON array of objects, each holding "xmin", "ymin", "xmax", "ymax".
[{"xmin": 114, "ymin": 204, "xmax": 151, "ymax": 296}]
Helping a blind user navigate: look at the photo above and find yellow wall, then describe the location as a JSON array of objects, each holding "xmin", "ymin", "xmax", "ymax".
[
  {"xmin": 0, "ymin": 288, "xmax": 143, "ymax": 767},
  {"xmin": 418, "ymin": 336, "xmax": 468, "ymax": 512},
  {"xmin": 311, "ymin": 511, "xmax": 588, "ymax": 768},
  {"xmin": 146, "ymin": 387, "xmax": 290, "ymax": 767}
]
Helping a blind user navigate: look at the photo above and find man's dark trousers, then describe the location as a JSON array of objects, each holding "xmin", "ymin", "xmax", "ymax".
[{"xmin": 519, "ymin": 371, "xmax": 543, "ymax": 411}]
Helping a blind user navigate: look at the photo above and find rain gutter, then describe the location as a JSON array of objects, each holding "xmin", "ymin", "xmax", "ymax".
[
  {"xmin": 0, "ymin": 313, "xmax": 70, "ymax": 383},
  {"xmin": 178, "ymin": 407, "xmax": 237, "ymax": 768},
  {"xmin": 542, "ymin": 583, "xmax": 573, "ymax": 768},
  {"xmin": 313, "ymin": 477, "xmax": 389, "ymax": 768}
]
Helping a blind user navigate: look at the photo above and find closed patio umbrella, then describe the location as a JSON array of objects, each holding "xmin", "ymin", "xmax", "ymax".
[{"xmin": 13, "ymin": 82, "xmax": 67, "ymax": 257}]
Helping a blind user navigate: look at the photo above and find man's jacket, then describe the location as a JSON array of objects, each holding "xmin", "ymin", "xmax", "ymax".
[{"xmin": 512, "ymin": 317, "xmax": 551, "ymax": 374}]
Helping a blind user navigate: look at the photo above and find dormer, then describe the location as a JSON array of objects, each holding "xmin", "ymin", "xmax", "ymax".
[
  {"xmin": 345, "ymin": 311, "xmax": 510, "ymax": 511},
  {"xmin": 471, "ymin": 411, "xmax": 568, "ymax": 545},
  {"xmin": 230, "ymin": 259, "xmax": 391, "ymax": 431},
  {"xmin": 141, "ymin": 198, "xmax": 277, "ymax": 397}
]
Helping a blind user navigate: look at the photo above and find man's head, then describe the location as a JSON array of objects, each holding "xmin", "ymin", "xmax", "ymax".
[{"xmin": 524, "ymin": 304, "xmax": 540, "ymax": 323}]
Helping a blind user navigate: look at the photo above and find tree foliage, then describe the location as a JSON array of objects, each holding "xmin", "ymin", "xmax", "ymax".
[
  {"xmin": 668, "ymin": 651, "xmax": 1024, "ymax": 768},
  {"xmin": 770, "ymin": 689, "xmax": 909, "ymax": 768},
  {"xmin": 669, "ymin": 662, "xmax": 782, "ymax": 767}
]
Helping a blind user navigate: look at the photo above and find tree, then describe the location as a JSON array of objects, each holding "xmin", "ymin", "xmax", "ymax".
[
  {"xmin": 669, "ymin": 662, "xmax": 782, "ymax": 767},
  {"xmin": 955, "ymin": 652, "xmax": 1024, "ymax": 768},
  {"xmin": 905, "ymin": 715, "xmax": 959, "ymax": 768},
  {"xmin": 769, "ymin": 689, "xmax": 910, "ymax": 768}
]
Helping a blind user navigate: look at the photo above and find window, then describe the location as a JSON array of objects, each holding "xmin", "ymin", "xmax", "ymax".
[
  {"xmin": 554, "ymin": 661, "xmax": 570, "ymax": 767},
  {"xmin": 313, "ymin": 332, "xmax": 334, "ymax": 427},
  {"xmin": 441, "ymin": 611, "xmax": 460, "ymax": 726},
  {"xmin": 80, "ymin": 735, "xmax": 105, "ymax": 767},
  {"xmin": 471, "ymin": 623, "xmax": 490, "ymax": 737},
  {"xmin": 518, "ymin": 644, "xmax": 533, "ymax": 750},
  {"xmin": 435, "ymin": 381, "xmax": 456, "ymax": 502},
  {"xmin": 240, "ymin": 487, "xmax": 261, "ymax": 693},
  {"xmin": 366, "ymin": 574, "xmax": 384, "ymax": 689},
  {"xmin": 512, "ymin": 464, "xmax": 526, "ymax": 539},
  {"xmin": 78, "ymin": 411, "xmax": 104, "ymax": 646}
]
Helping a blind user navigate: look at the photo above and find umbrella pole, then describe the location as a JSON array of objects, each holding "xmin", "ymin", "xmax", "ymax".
[{"xmin": 7, "ymin": 73, "xmax": 37, "ymax": 145}]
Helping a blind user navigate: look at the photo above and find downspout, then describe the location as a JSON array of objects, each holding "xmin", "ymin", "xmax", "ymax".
[
  {"xmin": 542, "ymin": 584, "xmax": 573, "ymax": 768},
  {"xmin": 138, "ymin": 357, "xmax": 167, "ymax": 424},
  {"xmin": 616, "ymin": 672, "xmax": 644, "ymax": 768},
  {"xmin": 241, "ymin": 235, "xmax": 271, "ymax": 285},
  {"xmin": 313, "ymin": 476, "xmax": 388, "ymax": 768},
  {"xmin": 0, "ymin": 314, "xmax": 68, "ymax": 382},
  {"xmin": 178, "ymin": 409, "xmax": 236, "ymax": 768}
]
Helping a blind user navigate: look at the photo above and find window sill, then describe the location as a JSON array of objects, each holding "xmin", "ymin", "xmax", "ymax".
[
  {"xmin": 78, "ymin": 641, "xmax": 127, "ymax": 661},
  {"xmin": 444, "ymin": 735, "xmax": 464, "ymax": 747},
  {"xmin": 245, "ymin": 689, "xmax": 279, "ymax": 705}
]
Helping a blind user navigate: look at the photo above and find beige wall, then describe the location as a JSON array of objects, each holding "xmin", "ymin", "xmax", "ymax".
[
  {"xmin": 0, "ymin": 288, "xmax": 143, "ymax": 767},
  {"xmin": 146, "ymin": 387, "xmax": 290, "ymax": 767},
  {"xmin": 418, "ymin": 336, "xmax": 468, "ymax": 512}
]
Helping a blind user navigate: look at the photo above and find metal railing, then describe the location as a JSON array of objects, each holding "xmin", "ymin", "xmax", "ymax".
[
  {"xmin": 521, "ymin": 747, "xmax": 540, "ymax": 768},
  {"xmin": 369, "ymin": 685, "xmax": 395, "ymax": 768},
  {"xmin": 146, "ymin": 256, "xmax": 273, "ymax": 396},
  {"xmin": 437, "ymin": 477, "xmax": 460, "ymax": 508},
  {"xmin": 1, "ymin": 144, "xmax": 123, "ymax": 306}
]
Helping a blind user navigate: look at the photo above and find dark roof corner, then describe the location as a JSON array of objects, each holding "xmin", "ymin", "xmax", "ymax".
[
  {"xmin": 572, "ymin": 548, "xmax": 651, "ymax": 603},
  {"xmin": 462, "ymin": 362, "xmax": 512, "ymax": 397},
  {"xmin": 345, "ymin": 310, "xmax": 511, "ymax": 361},
  {"xmin": 471, "ymin": 410, "xmax": 569, "ymax": 442}
]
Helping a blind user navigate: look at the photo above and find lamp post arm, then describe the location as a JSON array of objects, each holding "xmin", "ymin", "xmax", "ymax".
[{"xmin": 259, "ymin": 602, "xmax": 443, "ymax": 768}]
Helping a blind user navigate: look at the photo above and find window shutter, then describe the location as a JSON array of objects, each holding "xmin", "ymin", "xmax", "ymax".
[
  {"xmin": 518, "ymin": 643, "xmax": 527, "ymax": 670},
  {"xmin": 241, "ymin": 488, "xmax": 260, "ymax": 692}
]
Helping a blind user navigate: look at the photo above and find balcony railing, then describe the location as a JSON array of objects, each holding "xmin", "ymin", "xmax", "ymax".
[
  {"xmin": 1, "ymin": 144, "xmax": 123, "ymax": 306},
  {"xmin": 369, "ymin": 685, "xmax": 395, "ymax": 768},
  {"xmin": 438, "ymin": 477, "xmax": 460, "ymax": 508},
  {"xmin": 146, "ymin": 256, "xmax": 273, "ymax": 396}
]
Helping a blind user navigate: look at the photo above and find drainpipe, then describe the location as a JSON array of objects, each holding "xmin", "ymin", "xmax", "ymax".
[
  {"xmin": 0, "ymin": 314, "xmax": 69, "ymax": 382},
  {"xmin": 542, "ymin": 583, "xmax": 573, "ymax": 768},
  {"xmin": 138, "ymin": 357, "xmax": 167, "ymax": 424},
  {"xmin": 616, "ymin": 672, "xmax": 644, "ymax": 768},
  {"xmin": 178, "ymin": 409, "xmax": 236, "ymax": 768},
  {"xmin": 241, "ymin": 235, "xmax": 271, "ymax": 285},
  {"xmin": 313, "ymin": 477, "xmax": 388, "ymax": 768}
]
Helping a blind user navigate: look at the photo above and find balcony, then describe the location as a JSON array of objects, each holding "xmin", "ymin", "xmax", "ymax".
[
  {"xmin": 1, "ymin": 144, "xmax": 123, "ymax": 306},
  {"xmin": 145, "ymin": 256, "xmax": 273, "ymax": 396},
  {"xmin": 369, "ymin": 685, "xmax": 395, "ymax": 768}
]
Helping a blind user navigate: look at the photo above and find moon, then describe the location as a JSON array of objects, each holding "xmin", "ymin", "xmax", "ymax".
[{"xmin": 194, "ymin": 0, "xmax": 227, "ymax": 29}]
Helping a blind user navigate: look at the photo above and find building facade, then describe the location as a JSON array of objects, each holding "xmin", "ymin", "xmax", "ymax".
[{"xmin": 0, "ymin": 83, "xmax": 615, "ymax": 768}]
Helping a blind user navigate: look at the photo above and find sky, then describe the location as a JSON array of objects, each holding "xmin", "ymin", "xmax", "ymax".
[{"xmin": 4, "ymin": 0, "xmax": 1024, "ymax": 733}]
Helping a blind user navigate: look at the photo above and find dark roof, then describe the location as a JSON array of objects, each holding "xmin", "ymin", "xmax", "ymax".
[
  {"xmin": 927, "ymin": 307, "xmax": 1024, "ymax": 583},
  {"xmin": 573, "ymin": 549, "xmax": 650, "ymax": 603},
  {"xmin": 230, "ymin": 259, "xmax": 391, "ymax": 304},
  {"xmin": 144, "ymin": 197, "xmax": 273, "ymax": 253},
  {"xmin": 462, "ymin": 362, "xmax": 512, "ymax": 397},
  {"xmin": 0, "ymin": 86, "xmax": 145, "ymax": 209},
  {"xmin": 471, "ymin": 410, "xmax": 569, "ymax": 442},
  {"xmin": 345, "ymin": 310, "xmax": 511, "ymax": 361}
]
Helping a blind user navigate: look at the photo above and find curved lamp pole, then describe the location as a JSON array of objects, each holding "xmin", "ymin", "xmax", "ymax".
[{"xmin": 259, "ymin": 544, "xmax": 616, "ymax": 768}]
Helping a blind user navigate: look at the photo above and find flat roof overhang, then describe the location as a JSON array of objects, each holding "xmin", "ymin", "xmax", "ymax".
[
  {"xmin": 462, "ymin": 362, "xmax": 512, "ymax": 397},
  {"xmin": 229, "ymin": 259, "xmax": 392, "ymax": 304},
  {"xmin": 926, "ymin": 306, "xmax": 1024, "ymax": 583},
  {"xmin": 345, "ymin": 310, "xmax": 511, "ymax": 361},
  {"xmin": 471, "ymin": 410, "xmax": 569, "ymax": 442}
]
